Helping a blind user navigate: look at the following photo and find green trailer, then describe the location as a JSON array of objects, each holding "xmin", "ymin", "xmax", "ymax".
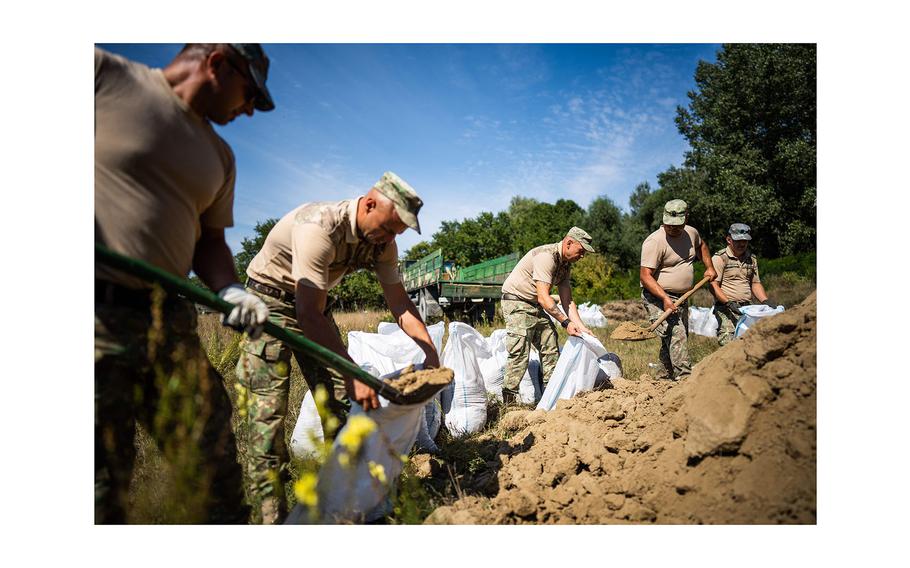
[{"xmin": 401, "ymin": 249, "xmax": 520, "ymax": 324}]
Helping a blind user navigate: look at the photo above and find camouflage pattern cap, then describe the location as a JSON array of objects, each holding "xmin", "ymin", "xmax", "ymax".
[
  {"xmin": 566, "ymin": 226, "xmax": 595, "ymax": 252},
  {"xmin": 229, "ymin": 43, "xmax": 275, "ymax": 112},
  {"xmin": 728, "ymin": 223, "xmax": 752, "ymax": 241},
  {"xmin": 663, "ymin": 199, "xmax": 688, "ymax": 226},
  {"xmin": 373, "ymin": 171, "xmax": 423, "ymax": 234}
]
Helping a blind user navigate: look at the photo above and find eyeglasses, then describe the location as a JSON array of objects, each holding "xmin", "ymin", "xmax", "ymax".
[{"xmin": 224, "ymin": 57, "xmax": 257, "ymax": 104}]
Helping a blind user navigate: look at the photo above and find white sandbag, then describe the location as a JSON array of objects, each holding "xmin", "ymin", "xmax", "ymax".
[
  {"xmin": 536, "ymin": 335, "xmax": 603, "ymax": 411},
  {"xmin": 440, "ymin": 322, "xmax": 489, "ymax": 436},
  {"xmin": 519, "ymin": 350, "xmax": 544, "ymax": 404},
  {"xmin": 689, "ymin": 306, "xmax": 719, "ymax": 337},
  {"xmin": 479, "ymin": 329, "xmax": 508, "ymax": 398},
  {"xmin": 578, "ymin": 302, "xmax": 608, "ymax": 328},
  {"xmin": 734, "ymin": 304, "xmax": 785, "ymax": 339},
  {"xmin": 290, "ymin": 390, "xmax": 325, "ymax": 461},
  {"xmin": 347, "ymin": 322, "xmax": 445, "ymax": 452},
  {"xmin": 578, "ymin": 333, "xmax": 623, "ymax": 387},
  {"xmin": 416, "ymin": 392, "xmax": 442, "ymax": 453},
  {"xmin": 285, "ymin": 385, "xmax": 425, "ymax": 524}
]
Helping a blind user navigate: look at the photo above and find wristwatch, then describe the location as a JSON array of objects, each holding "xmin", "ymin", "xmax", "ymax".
[{"xmin": 560, "ymin": 318, "xmax": 570, "ymax": 329}]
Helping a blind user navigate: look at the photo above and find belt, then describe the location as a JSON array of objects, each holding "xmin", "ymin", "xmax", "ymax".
[
  {"xmin": 95, "ymin": 279, "xmax": 182, "ymax": 310},
  {"xmin": 501, "ymin": 292, "xmax": 537, "ymax": 305},
  {"xmin": 246, "ymin": 277, "xmax": 296, "ymax": 304}
]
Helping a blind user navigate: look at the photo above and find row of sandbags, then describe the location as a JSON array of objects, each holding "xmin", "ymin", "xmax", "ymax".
[
  {"xmin": 285, "ymin": 321, "xmax": 621, "ymax": 524},
  {"xmin": 689, "ymin": 304, "xmax": 786, "ymax": 338}
]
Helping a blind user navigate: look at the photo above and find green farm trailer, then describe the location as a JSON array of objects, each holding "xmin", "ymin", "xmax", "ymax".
[{"xmin": 401, "ymin": 249, "xmax": 520, "ymax": 323}]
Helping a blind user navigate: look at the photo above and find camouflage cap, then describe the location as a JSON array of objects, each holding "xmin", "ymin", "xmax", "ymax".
[
  {"xmin": 566, "ymin": 226, "xmax": 595, "ymax": 252},
  {"xmin": 663, "ymin": 199, "xmax": 688, "ymax": 226},
  {"xmin": 229, "ymin": 43, "xmax": 275, "ymax": 112},
  {"xmin": 728, "ymin": 223, "xmax": 752, "ymax": 241},
  {"xmin": 372, "ymin": 171, "xmax": 423, "ymax": 234}
]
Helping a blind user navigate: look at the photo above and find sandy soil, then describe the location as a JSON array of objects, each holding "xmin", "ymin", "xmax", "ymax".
[
  {"xmin": 386, "ymin": 366, "xmax": 454, "ymax": 395},
  {"xmin": 600, "ymin": 300, "xmax": 647, "ymax": 322},
  {"xmin": 610, "ymin": 321, "xmax": 655, "ymax": 341},
  {"xmin": 425, "ymin": 292, "xmax": 816, "ymax": 524}
]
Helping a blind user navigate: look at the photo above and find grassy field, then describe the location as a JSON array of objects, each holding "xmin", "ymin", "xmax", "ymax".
[{"xmin": 128, "ymin": 280, "xmax": 814, "ymax": 523}]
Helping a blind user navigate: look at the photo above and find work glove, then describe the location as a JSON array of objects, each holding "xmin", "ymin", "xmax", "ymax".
[
  {"xmin": 725, "ymin": 301, "xmax": 742, "ymax": 316},
  {"xmin": 762, "ymin": 298, "xmax": 778, "ymax": 308},
  {"xmin": 218, "ymin": 284, "xmax": 269, "ymax": 339}
]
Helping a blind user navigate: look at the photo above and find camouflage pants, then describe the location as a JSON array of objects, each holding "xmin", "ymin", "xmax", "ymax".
[
  {"xmin": 502, "ymin": 299, "xmax": 560, "ymax": 391},
  {"xmin": 95, "ymin": 294, "xmax": 247, "ymax": 524},
  {"xmin": 642, "ymin": 290, "xmax": 691, "ymax": 380},
  {"xmin": 714, "ymin": 302, "xmax": 748, "ymax": 346},
  {"xmin": 232, "ymin": 289, "xmax": 349, "ymax": 524}
]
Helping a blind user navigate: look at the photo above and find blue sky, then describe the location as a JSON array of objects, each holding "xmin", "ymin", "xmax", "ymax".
[{"xmin": 98, "ymin": 43, "xmax": 721, "ymax": 256}]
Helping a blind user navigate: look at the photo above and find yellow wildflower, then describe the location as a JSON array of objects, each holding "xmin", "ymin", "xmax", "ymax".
[
  {"xmin": 368, "ymin": 461, "xmax": 387, "ymax": 484},
  {"xmin": 293, "ymin": 472, "xmax": 319, "ymax": 508},
  {"xmin": 338, "ymin": 452, "xmax": 350, "ymax": 468},
  {"xmin": 338, "ymin": 415, "xmax": 376, "ymax": 455}
]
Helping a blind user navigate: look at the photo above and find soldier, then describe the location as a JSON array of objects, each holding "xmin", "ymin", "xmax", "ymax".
[
  {"xmin": 639, "ymin": 199, "xmax": 717, "ymax": 381},
  {"xmin": 709, "ymin": 223, "xmax": 775, "ymax": 345},
  {"xmin": 499, "ymin": 227, "xmax": 596, "ymax": 404},
  {"xmin": 234, "ymin": 171, "xmax": 440, "ymax": 524},
  {"xmin": 95, "ymin": 44, "xmax": 275, "ymax": 523}
]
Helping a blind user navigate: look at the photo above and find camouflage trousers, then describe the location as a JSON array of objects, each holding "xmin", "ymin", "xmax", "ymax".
[
  {"xmin": 232, "ymin": 289, "xmax": 349, "ymax": 524},
  {"xmin": 95, "ymin": 292, "xmax": 247, "ymax": 524},
  {"xmin": 502, "ymin": 299, "xmax": 560, "ymax": 391},
  {"xmin": 642, "ymin": 289, "xmax": 691, "ymax": 380},
  {"xmin": 714, "ymin": 302, "xmax": 748, "ymax": 346}
]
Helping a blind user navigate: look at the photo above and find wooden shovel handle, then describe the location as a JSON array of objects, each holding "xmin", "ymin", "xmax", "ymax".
[{"xmin": 647, "ymin": 275, "xmax": 712, "ymax": 332}]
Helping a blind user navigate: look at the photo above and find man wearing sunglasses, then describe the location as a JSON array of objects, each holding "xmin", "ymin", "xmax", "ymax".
[
  {"xmin": 95, "ymin": 44, "xmax": 275, "ymax": 523},
  {"xmin": 234, "ymin": 171, "xmax": 440, "ymax": 524}
]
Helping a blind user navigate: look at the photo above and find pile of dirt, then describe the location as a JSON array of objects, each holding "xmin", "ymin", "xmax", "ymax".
[
  {"xmin": 600, "ymin": 300, "xmax": 647, "ymax": 323},
  {"xmin": 426, "ymin": 291, "xmax": 816, "ymax": 524},
  {"xmin": 610, "ymin": 321, "xmax": 655, "ymax": 341},
  {"xmin": 386, "ymin": 366, "xmax": 454, "ymax": 394}
]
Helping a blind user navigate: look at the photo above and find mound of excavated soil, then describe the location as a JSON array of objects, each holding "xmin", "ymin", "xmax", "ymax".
[
  {"xmin": 600, "ymin": 300, "xmax": 647, "ymax": 323},
  {"xmin": 426, "ymin": 292, "xmax": 817, "ymax": 524}
]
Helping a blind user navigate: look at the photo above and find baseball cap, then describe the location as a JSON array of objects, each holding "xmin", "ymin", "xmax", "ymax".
[
  {"xmin": 372, "ymin": 172, "xmax": 424, "ymax": 234},
  {"xmin": 229, "ymin": 43, "xmax": 275, "ymax": 112},
  {"xmin": 566, "ymin": 227, "xmax": 595, "ymax": 252},
  {"xmin": 728, "ymin": 223, "xmax": 752, "ymax": 241},
  {"xmin": 663, "ymin": 199, "xmax": 688, "ymax": 226}
]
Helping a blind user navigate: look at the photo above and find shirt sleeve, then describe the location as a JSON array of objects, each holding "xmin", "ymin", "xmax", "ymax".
[
  {"xmin": 531, "ymin": 251, "xmax": 555, "ymax": 284},
  {"xmin": 373, "ymin": 240, "xmax": 401, "ymax": 285},
  {"xmin": 640, "ymin": 235, "xmax": 659, "ymax": 269},
  {"xmin": 753, "ymin": 258, "xmax": 761, "ymax": 283},
  {"xmin": 291, "ymin": 223, "xmax": 335, "ymax": 290},
  {"xmin": 711, "ymin": 255, "xmax": 725, "ymax": 283},
  {"xmin": 200, "ymin": 144, "xmax": 236, "ymax": 229}
]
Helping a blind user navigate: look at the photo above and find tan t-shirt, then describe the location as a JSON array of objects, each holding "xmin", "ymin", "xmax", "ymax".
[
  {"xmin": 640, "ymin": 226, "xmax": 703, "ymax": 294},
  {"xmin": 501, "ymin": 242, "xmax": 571, "ymax": 302},
  {"xmin": 711, "ymin": 246, "xmax": 760, "ymax": 303},
  {"xmin": 94, "ymin": 48, "xmax": 235, "ymax": 289},
  {"xmin": 246, "ymin": 198, "xmax": 401, "ymax": 293}
]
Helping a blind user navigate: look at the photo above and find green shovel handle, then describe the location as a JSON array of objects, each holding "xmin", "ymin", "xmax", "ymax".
[{"xmin": 94, "ymin": 243, "xmax": 408, "ymax": 403}]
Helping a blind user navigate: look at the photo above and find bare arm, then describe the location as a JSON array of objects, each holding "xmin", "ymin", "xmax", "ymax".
[
  {"xmin": 381, "ymin": 281, "xmax": 440, "ymax": 368},
  {"xmin": 640, "ymin": 266, "xmax": 677, "ymax": 313},
  {"xmin": 557, "ymin": 280, "xmax": 590, "ymax": 335},
  {"xmin": 192, "ymin": 227, "xmax": 239, "ymax": 292},
  {"xmin": 752, "ymin": 281, "xmax": 769, "ymax": 303},
  {"xmin": 537, "ymin": 280, "xmax": 581, "ymax": 336},
  {"xmin": 295, "ymin": 283, "xmax": 379, "ymax": 411},
  {"xmin": 699, "ymin": 239, "xmax": 718, "ymax": 281}
]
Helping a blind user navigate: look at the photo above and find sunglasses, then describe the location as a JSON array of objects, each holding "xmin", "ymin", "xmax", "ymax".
[{"xmin": 224, "ymin": 57, "xmax": 257, "ymax": 104}]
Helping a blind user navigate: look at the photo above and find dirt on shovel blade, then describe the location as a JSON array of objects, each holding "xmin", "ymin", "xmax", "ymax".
[
  {"xmin": 385, "ymin": 365, "xmax": 454, "ymax": 397},
  {"xmin": 610, "ymin": 321, "xmax": 655, "ymax": 341}
]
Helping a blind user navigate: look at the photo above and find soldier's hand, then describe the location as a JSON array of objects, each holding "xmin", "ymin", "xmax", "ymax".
[
  {"xmin": 762, "ymin": 298, "xmax": 777, "ymax": 308},
  {"xmin": 218, "ymin": 284, "xmax": 270, "ymax": 339},
  {"xmin": 662, "ymin": 297, "xmax": 678, "ymax": 313},
  {"xmin": 704, "ymin": 267, "xmax": 718, "ymax": 282},
  {"xmin": 725, "ymin": 301, "xmax": 742, "ymax": 316},
  {"xmin": 566, "ymin": 321, "xmax": 583, "ymax": 337},
  {"xmin": 347, "ymin": 378, "xmax": 380, "ymax": 412}
]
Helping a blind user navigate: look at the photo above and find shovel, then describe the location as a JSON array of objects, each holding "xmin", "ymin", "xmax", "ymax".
[
  {"xmin": 95, "ymin": 243, "xmax": 452, "ymax": 405},
  {"xmin": 610, "ymin": 275, "xmax": 711, "ymax": 341}
]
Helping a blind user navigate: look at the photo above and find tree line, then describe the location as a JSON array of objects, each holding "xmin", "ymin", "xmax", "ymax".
[{"xmin": 229, "ymin": 44, "xmax": 816, "ymax": 308}]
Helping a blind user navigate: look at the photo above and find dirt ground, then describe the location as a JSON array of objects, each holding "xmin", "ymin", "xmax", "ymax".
[{"xmin": 424, "ymin": 291, "xmax": 817, "ymax": 524}]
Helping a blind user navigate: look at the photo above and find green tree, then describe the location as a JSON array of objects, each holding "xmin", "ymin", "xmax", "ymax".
[
  {"xmin": 431, "ymin": 211, "xmax": 513, "ymax": 267},
  {"xmin": 332, "ymin": 269, "xmax": 385, "ymax": 310},
  {"xmin": 673, "ymin": 43, "xmax": 816, "ymax": 256},
  {"xmin": 233, "ymin": 218, "xmax": 278, "ymax": 278},
  {"xmin": 508, "ymin": 196, "xmax": 585, "ymax": 254},
  {"xmin": 404, "ymin": 241, "xmax": 436, "ymax": 260}
]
